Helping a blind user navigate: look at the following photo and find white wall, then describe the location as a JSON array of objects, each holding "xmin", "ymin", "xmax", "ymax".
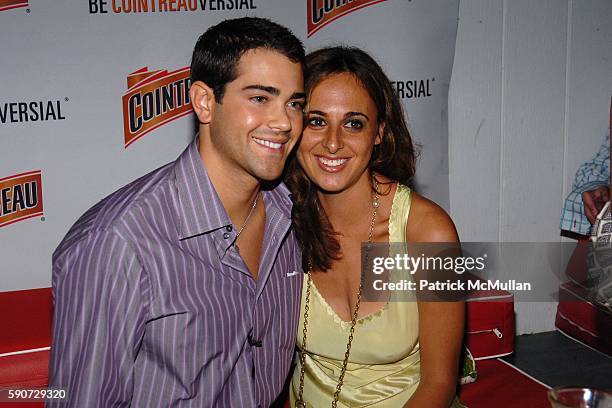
[{"xmin": 449, "ymin": 0, "xmax": 612, "ymax": 334}]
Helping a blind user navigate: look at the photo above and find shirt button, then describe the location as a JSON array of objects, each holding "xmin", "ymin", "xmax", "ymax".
[
  {"xmin": 225, "ymin": 225, "xmax": 233, "ymax": 232},
  {"xmin": 223, "ymin": 232, "xmax": 230, "ymax": 239}
]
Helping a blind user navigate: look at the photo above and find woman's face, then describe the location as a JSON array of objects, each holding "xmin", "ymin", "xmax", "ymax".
[{"xmin": 297, "ymin": 72, "xmax": 382, "ymax": 194}]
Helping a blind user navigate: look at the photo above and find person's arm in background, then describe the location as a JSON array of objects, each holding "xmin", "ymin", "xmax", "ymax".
[
  {"xmin": 560, "ymin": 136, "xmax": 610, "ymax": 235},
  {"xmin": 47, "ymin": 228, "xmax": 147, "ymax": 407},
  {"xmin": 582, "ymin": 185, "xmax": 610, "ymax": 224}
]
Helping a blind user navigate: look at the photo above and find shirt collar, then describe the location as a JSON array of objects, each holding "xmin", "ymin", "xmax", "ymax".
[
  {"xmin": 174, "ymin": 139, "xmax": 230, "ymax": 239},
  {"xmin": 173, "ymin": 139, "xmax": 293, "ymax": 240},
  {"xmin": 261, "ymin": 180, "xmax": 293, "ymax": 220}
]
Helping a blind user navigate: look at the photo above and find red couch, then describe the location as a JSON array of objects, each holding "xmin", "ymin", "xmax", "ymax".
[
  {"xmin": 0, "ymin": 288, "xmax": 51, "ymax": 407},
  {"xmin": 0, "ymin": 287, "xmax": 550, "ymax": 407}
]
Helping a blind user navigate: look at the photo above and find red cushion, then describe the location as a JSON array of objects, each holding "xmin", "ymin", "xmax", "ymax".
[
  {"xmin": 0, "ymin": 288, "xmax": 52, "ymax": 355},
  {"xmin": 465, "ymin": 288, "xmax": 515, "ymax": 359},
  {"xmin": 556, "ymin": 281, "xmax": 612, "ymax": 356},
  {"xmin": 458, "ymin": 359, "xmax": 550, "ymax": 407},
  {"xmin": 0, "ymin": 401, "xmax": 43, "ymax": 408},
  {"xmin": 0, "ymin": 287, "xmax": 52, "ymax": 407},
  {"xmin": 0, "ymin": 350, "xmax": 49, "ymax": 387}
]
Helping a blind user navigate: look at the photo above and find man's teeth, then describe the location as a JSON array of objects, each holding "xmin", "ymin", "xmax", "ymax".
[
  {"xmin": 254, "ymin": 138, "xmax": 282, "ymax": 149},
  {"xmin": 319, "ymin": 157, "xmax": 348, "ymax": 167}
]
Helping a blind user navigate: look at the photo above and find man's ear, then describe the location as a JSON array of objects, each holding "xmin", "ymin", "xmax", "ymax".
[{"xmin": 189, "ymin": 81, "xmax": 215, "ymax": 124}]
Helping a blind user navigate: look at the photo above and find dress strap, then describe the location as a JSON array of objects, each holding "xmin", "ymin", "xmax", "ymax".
[{"xmin": 389, "ymin": 184, "xmax": 412, "ymax": 242}]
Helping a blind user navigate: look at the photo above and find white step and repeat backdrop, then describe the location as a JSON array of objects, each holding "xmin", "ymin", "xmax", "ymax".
[{"xmin": 0, "ymin": 0, "xmax": 459, "ymax": 291}]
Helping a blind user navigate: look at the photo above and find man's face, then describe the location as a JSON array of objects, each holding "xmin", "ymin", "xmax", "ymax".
[{"xmin": 206, "ymin": 48, "xmax": 305, "ymax": 182}]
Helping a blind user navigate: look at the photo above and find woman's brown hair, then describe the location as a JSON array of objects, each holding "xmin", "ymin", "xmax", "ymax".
[{"xmin": 284, "ymin": 46, "xmax": 418, "ymax": 271}]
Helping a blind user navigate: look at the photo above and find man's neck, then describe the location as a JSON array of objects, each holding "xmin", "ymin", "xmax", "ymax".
[{"xmin": 197, "ymin": 136, "xmax": 261, "ymax": 226}]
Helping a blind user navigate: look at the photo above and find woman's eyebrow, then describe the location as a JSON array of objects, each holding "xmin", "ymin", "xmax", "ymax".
[
  {"xmin": 344, "ymin": 111, "xmax": 369, "ymax": 120},
  {"xmin": 307, "ymin": 110, "xmax": 327, "ymax": 116},
  {"xmin": 306, "ymin": 110, "xmax": 370, "ymax": 120}
]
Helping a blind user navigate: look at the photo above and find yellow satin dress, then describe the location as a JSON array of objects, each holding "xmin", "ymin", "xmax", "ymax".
[{"xmin": 290, "ymin": 185, "xmax": 464, "ymax": 407}]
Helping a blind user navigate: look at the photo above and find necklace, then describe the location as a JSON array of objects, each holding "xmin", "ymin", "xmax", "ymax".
[
  {"xmin": 296, "ymin": 181, "xmax": 380, "ymax": 408},
  {"xmin": 234, "ymin": 191, "xmax": 259, "ymax": 252}
]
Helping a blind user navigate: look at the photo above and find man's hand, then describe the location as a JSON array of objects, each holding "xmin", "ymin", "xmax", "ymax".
[{"xmin": 582, "ymin": 185, "xmax": 610, "ymax": 224}]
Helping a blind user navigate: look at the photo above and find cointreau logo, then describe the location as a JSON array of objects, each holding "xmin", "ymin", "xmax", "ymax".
[
  {"xmin": 307, "ymin": 0, "xmax": 387, "ymax": 37},
  {"xmin": 0, "ymin": 0, "xmax": 28, "ymax": 12},
  {"xmin": 122, "ymin": 67, "xmax": 192, "ymax": 148},
  {"xmin": 0, "ymin": 170, "xmax": 43, "ymax": 228},
  {"xmin": 89, "ymin": 0, "xmax": 256, "ymax": 14}
]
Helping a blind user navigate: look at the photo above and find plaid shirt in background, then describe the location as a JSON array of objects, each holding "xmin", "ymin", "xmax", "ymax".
[{"xmin": 560, "ymin": 135, "xmax": 610, "ymax": 235}]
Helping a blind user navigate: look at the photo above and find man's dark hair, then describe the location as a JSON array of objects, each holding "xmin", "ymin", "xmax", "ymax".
[{"xmin": 190, "ymin": 17, "xmax": 305, "ymax": 102}]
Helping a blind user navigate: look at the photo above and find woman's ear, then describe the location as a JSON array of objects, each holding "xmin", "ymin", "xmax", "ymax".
[
  {"xmin": 189, "ymin": 81, "xmax": 215, "ymax": 124},
  {"xmin": 375, "ymin": 122, "xmax": 385, "ymax": 145}
]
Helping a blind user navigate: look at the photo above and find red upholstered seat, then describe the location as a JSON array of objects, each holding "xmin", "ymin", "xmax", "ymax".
[
  {"xmin": 558, "ymin": 240, "xmax": 612, "ymax": 356},
  {"xmin": 465, "ymin": 286, "xmax": 515, "ymax": 360},
  {"xmin": 556, "ymin": 281, "xmax": 612, "ymax": 356},
  {"xmin": 0, "ymin": 351, "xmax": 49, "ymax": 388},
  {"xmin": 0, "ymin": 288, "xmax": 52, "ymax": 408},
  {"xmin": 0, "ymin": 288, "xmax": 52, "ymax": 355},
  {"xmin": 1, "ymin": 287, "xmax": 535, "ymax": 407},
  {"xmin": 458, "ymin": 359, "xmax": 550, "ymax": 407}
]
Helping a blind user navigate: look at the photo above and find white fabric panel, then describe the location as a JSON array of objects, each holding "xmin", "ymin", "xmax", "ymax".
[{"xmin": 0, "ymin": 0, "xmax": 457, "ymax": 290}]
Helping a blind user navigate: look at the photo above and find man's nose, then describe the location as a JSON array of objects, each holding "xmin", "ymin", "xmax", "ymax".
[{"xmin": 268, "ymin": 104, "xmax": 292, "ymax": 133}]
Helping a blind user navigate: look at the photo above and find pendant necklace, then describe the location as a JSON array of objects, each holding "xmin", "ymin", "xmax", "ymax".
[
  {"xmin": 295, "ymin": 181, "xmax": 380, "ymax": 407},
  {"xmin": 234, "ymin": 191, "xmax": 259, "ymax": 253}
]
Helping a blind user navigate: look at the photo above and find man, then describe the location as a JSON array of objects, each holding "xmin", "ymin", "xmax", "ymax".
[
  {"xmin": 48, "ymin": 17, "xmax": 305, "ymax": 407},
  {"xmin": 560, "ymin": 135, "xmax": 609, "ymax": 237},
  {"xmin": 560, "ymin": 101, "xmax": 612, "ymax": 314},
  {"xmin": 560, "ymin": 97, "xmax": 612, "ymax": 237}
]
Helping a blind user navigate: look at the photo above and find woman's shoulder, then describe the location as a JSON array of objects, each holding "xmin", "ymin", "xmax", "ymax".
[{"xmin": 405, "ymin": 191, "xmax": 458, "ymax": 243}]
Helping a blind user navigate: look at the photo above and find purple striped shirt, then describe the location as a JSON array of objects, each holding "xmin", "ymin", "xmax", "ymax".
[{"xmin": 47, "ymin": 140, "xmax": 302, "ymax": 407}]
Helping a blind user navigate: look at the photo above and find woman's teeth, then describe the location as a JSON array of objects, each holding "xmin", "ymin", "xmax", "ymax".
[{"xmin": 319, "ymin": 157, "xmax": 348, "ymax": 167}]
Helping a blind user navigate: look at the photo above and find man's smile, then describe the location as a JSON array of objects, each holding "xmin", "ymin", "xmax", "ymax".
[{"xmin": 252, "ymin": 136, "xmax": 285, "ymax": 150}]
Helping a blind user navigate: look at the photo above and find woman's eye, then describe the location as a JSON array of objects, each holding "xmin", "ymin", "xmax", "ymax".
[
  {"xmin": 308, "ymin": 117, "xmax": 325, "ymax": 127},
  {"xmin": 345, "ymin": 119, "xmax": 363, "ymax": 130}
]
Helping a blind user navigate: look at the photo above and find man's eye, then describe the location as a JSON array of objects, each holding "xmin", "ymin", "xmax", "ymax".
[
  {"xmin": 288, "ymin": 100, "xmax": 305, "ymax": 110},
  {"xmin": 307, "ymin": 117, "xmax": 325, "ymax": 127},
  {"xmin": 251, "ymin": 96, "xmax": 267, "ymax": 103},
  {"xmin": 345, "ymin": 119, "xmax": 363, "ymax": 130}
]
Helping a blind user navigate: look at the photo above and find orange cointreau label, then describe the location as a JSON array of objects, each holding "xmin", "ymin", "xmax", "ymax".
[
  {"xmin": 0, "ymin": 0, "xmax": 28, "ymax": 11},
  {"xmin": 0, "ymin": 170, "xmax": 43, "ymax": 228},
  {"xmin": 122, "ymin": 67, "xmax": 192, "ymax": 148},
  {"xmin": 307, "ymin": 0, "xmax": 387, "ymax": 37}
]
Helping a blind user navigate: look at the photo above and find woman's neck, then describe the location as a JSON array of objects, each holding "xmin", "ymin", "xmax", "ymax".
[{"xmin": 317, "ymin": 176, "xmax": 375, "ymax": 228}]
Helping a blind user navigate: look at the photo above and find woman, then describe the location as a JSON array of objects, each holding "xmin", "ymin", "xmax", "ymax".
[{"xmin": 285, "ymin": 46, "xmax": 465, "ymax": 407}]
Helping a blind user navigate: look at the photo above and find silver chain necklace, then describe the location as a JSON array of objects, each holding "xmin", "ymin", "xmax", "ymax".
[{"xmin": 234, "ymin": 192, "xmax": 259, "ymax": 252}]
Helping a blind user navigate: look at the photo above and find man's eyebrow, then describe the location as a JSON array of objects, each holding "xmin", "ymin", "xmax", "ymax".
[
  {"xmin": 290, "ymin": 92, "xmax": 306, "ymax": 100},
  {"xmin": 242, "ymin": 85, "xmax": 305, "ymax": 101},
  {"xmin": 243, "ymin": 84, "xmax": 280, "ymax": 95}
]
